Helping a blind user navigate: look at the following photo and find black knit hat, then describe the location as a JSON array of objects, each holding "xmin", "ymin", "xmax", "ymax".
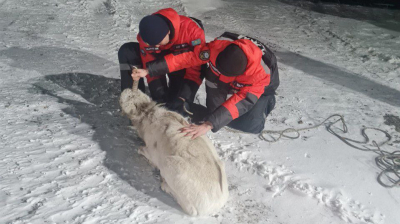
[
  {"xmin": 139, "ymin": 15, "xmax": 170, "ymax": 45},
  {"xmin": 216, "ymin": 44, "xmax": 248, "ymax": 77}
]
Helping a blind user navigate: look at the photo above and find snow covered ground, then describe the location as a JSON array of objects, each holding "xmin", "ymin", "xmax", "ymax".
[{"xmin": 1, "ymin": 0, "xmax": 400, "ymax": 223}]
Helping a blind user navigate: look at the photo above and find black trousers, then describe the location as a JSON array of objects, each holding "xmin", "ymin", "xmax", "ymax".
[
  {"xmin": 205, "ymin": 79, "xmax": 276, "ymax": 134},
  {"xmin": 118, "ymin": 42, "xmax": 185, "ymax": 103},
  {"xmin": 118, "ymin": 42, "xmax": 145, "ymax": 92},
  {"xmin": 227, "ymin": 93, "xmax": 276, "ymax": 134}
]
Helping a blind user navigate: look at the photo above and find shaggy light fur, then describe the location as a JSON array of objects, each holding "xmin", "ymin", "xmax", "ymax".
[{"xmin": 119, "ymin": 81, "xmax": 229, "ymax": 216}]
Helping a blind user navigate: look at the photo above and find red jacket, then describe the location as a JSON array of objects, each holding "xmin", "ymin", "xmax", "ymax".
[
  {"xmin": 147, "ymin": 39, "xmax": 271, "ymax": 131},
  {"xmin": 137, "ymin": 8, "xmax": 205, "ymax": 85}
]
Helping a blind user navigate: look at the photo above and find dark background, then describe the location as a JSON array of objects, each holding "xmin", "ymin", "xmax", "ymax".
[{"xmin": 303, "ymin": 0, "xmax": 400, "ymax": 9}]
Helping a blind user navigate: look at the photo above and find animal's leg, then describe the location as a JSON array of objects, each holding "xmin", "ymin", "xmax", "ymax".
[
  {"xmin": 161, "ymin": 180, "xmax": 198, "ymax": 216},
  {"xmin": 137, "ymin": 146, "xmax": 147, "ymax": 156},
  {"xmin": 161, "ymin": 179, "xmax": 173, "ymax": 195},
  {"xmin": 161, "ymin": 175, "xmax": 166, "ymax": 184},
  {"xmin": 160, "ymin": 171, "xmax": 199, "ymax": 216},
  {"xmin": 137, "ymin": 146, "xmax": 156, "ymax": 168}
]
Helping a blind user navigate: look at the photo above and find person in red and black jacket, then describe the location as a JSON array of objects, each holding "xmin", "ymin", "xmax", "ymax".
[
  {"xmin": 118, "ymin": 8, "xmax": 205, "ymax": 113},
  {"xmin": 132, "ymin": 33, "xmax": 279, "ymax": 138}
]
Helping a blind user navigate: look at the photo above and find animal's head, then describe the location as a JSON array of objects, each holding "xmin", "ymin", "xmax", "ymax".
[{"xmin": 119, "ymin": 80, "xmax": 152, "ymax": 117}]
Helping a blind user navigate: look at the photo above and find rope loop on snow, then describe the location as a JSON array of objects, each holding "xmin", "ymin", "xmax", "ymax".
[
  {"xmin": 225, "ymin": 113, "xmax": 399, "ymax": 188},
  {"xmin": 258, "ymin": 114, "xmax": 346, "ymax": 142},
  {"xmin": 324, "ymin": 118, "xmax": 398, "ymax": 188},
  {"xmin": 376, "ymin": 151, "xmax": 400, "ymax": 188},
  {"xmin": 183, "ymin": 102, "xmax": 398, "ymax": 187}
]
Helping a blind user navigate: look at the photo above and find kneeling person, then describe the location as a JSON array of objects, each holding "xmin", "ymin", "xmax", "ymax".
[
  {"xmin": 132, "ymin": 33, "xmax": 279, "ymax": 138},
  {"xmin": 118, "ymin": 8, "xmax": 205, "ymax": 112}
]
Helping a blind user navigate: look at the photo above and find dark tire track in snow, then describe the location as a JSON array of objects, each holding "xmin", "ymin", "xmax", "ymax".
[{"xmin": 201, "ymin": 0, "xmax": 400, "ymax": 108}]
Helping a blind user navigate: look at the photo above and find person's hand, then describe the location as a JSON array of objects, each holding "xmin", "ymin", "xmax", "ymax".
[
  {"xmin": 131, "ymin": 68, "xmax": 148, "ymax": 81},
  {"xmin": 179, "ymin": 121, "xmax": 213, "ymax": 139}
]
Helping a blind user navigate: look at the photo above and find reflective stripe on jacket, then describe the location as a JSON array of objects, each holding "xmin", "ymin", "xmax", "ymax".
[
  {"xmin": 137, "ymin": 8, "xmax": 205, "ymax": 85},
  {"xmin": 147, "ymin": 38, "xmax": 271, "ymax": 131}
]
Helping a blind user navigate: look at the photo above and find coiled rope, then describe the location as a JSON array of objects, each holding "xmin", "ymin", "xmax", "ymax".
[
  {"xmin": 225, "ymin": 114, "xmax": 400, "ymax": 188},
  {"xmin": 166, "ymin": 81, "xmax": 398, "ymax": 187}
]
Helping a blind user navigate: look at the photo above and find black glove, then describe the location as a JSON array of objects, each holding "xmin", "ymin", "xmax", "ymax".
[{"xmin": 166, "ymin": 97, "xmax": 192, "ymax": 116}]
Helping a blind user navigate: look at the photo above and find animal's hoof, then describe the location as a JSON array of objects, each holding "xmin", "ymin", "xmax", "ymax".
[{"xmin": 138, "ymin": 146, "xmax": 146, "ymax": 155}]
